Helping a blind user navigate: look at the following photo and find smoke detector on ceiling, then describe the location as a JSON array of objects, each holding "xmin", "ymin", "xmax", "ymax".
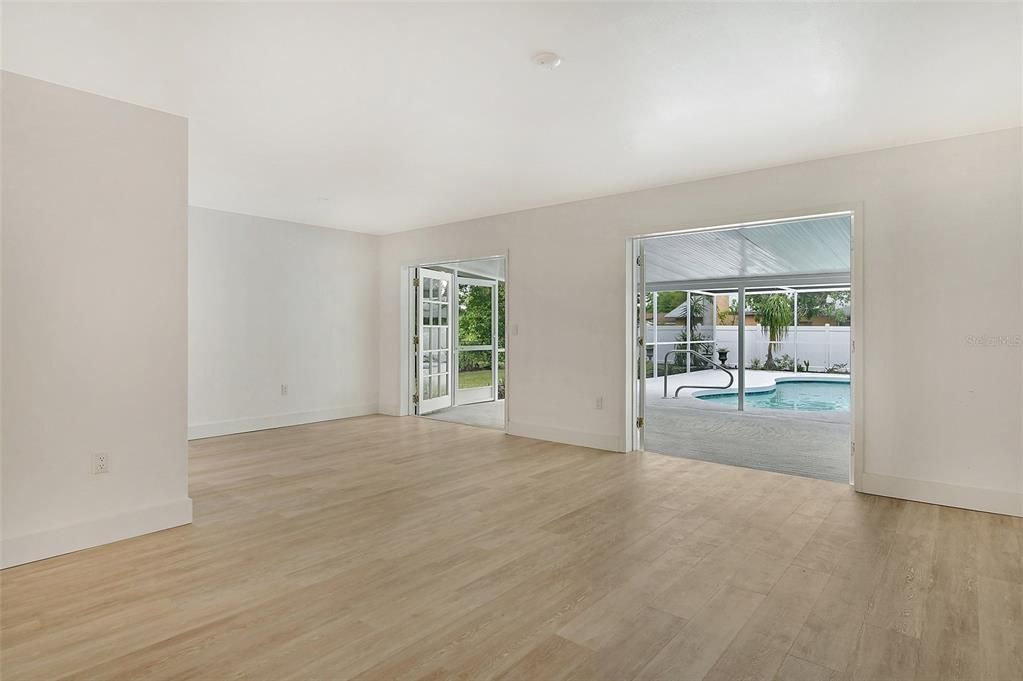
[{"xmin": 532, "ymin": 52, "xmax": 562, "ymax": 70}]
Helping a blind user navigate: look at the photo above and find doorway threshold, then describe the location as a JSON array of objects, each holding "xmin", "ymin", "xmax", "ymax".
[{"xmin": 423, "ymin": 400, "xmax": 505, "ymax": 431}]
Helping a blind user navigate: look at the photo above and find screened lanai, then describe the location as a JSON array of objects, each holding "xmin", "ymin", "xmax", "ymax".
[
  {"xmin": 415, "ymin": 256, "xmax": 506, "ymax": 431},
  {"xmin": 638, "ymin": 213, "xmax": 853, "ymax": 482}
]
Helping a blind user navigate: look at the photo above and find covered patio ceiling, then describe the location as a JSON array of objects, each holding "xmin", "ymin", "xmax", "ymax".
[
  {"xmin": 432, "ymin": 256, "xmax": 506, "ymax": 281},
  {"xmin": 644, "ymin": 213, "xmax": 851, "ymax": 290}
]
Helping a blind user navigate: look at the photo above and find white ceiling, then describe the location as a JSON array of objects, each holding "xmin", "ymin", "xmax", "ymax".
[
  {"xmin": 3, "ymin": 2, "xmax": 1020, "ymax": 234},
  {"xmin": 645, "ymin": 214, "xmax": 851, "ymax": 286}
]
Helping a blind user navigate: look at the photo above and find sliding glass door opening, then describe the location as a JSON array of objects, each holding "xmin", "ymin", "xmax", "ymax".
[{"xmin": 635, "ymin": 213, "xmax": 854, "ymax": 483}]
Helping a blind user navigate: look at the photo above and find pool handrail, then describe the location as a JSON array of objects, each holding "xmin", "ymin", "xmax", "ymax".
[{"xmin": 662, "ymin": 350, "xmax": 735, "ymax": 398}]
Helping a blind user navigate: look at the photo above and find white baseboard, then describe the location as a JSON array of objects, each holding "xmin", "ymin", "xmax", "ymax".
[
  {"xmin": 859, "ymin": 471, "xmax": 1022, "ymax": 517},
  {"xmin": 188, "ymin": 404, "xmax": 378, "ymax": 439},
  {"xmin": 506, "ymin": 420, "xmax": 625, "ymax": 453},
  {"xmin": 1, "ymin": 497, "xmax": 193, "ymax": 569}
]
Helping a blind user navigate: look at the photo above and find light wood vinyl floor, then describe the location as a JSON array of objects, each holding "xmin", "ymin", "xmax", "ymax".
[{"xmin": 2, "ymin": 415, "xmax": 1021, "ymax": 680}]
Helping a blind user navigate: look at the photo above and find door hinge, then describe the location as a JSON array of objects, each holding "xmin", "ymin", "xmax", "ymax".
[
  {"xmin": 636, "ymin": 416, "xmax": 644, "ymax": 428},
  {"xmin": 413, "ymin": 276, "xmax": 420, "ymax": 288},
  {"xmin": 412, "ymin": 392, "xmax": 419, "ymax": 405},
  {"xmin": 413, "ymin": 335, "xmax": 420, "ymax": 349},
  {"xmin": 636, "ymin": 255, "xmax": 643, "ymax": 267}
]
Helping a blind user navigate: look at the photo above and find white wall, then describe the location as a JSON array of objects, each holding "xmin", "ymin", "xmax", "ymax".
[
  {"xmin": 378, "ymin": 128, "xmax": 1023, "ymax": 517},
  {"xmin": 1, "ymin": 72, "xmax": 191, "ymax": 567},
  {"xmin": 188, "ymin": 207, "xmax": 379, "ymax": 438}
]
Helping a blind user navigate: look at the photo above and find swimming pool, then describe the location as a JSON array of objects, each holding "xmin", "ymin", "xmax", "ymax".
[{"xmin": 696, "ymin": 379, "xmax": 850, "ymax": 412}]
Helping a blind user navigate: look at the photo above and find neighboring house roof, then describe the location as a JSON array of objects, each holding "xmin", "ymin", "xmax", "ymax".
[{"xmin": 664, "ymin": 304, "xmax": 689, "ymax": 319}]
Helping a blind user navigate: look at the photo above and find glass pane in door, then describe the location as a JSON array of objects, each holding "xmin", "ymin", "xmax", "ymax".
[
  {"xmin": 458, "ymin": 350, "xmax": 493, "ymax": 389},
  {"xmin": 417, "ymin": 268, "xmax": 453, "ymax": 414},
  {"xmin": 458, "ymin": 284, "xmax": 493, "ymax": 346}
]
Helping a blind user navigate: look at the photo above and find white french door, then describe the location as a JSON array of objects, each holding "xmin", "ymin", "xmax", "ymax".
[
  {"xmin": 635, "ymin": 240, "xmax": 646, "ymax": 451},
  {"xmin": 455, "ymin": 277, "xmax": 498, "ymax": 406},
  {"xmin": 416, "ymin": 267, "xmax": 453, "ymax": 414}
]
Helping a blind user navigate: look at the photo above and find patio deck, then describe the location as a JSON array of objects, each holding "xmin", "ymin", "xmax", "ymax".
[{"xmin": 643, "ymin": 370, "xmax": 851, "ymax": 482}]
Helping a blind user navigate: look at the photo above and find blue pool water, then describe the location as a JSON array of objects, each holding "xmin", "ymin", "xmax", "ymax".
[{"xmin": 697, "ymin": 380, "xmax": 850, "ymax": 412}]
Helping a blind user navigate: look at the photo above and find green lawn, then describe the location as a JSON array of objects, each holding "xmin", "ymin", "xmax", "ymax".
[{"xmin": 458, "ymin": 368, "xmax": 505, "ymax": 389}]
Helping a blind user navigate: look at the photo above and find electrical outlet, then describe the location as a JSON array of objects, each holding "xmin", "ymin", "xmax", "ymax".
[
  {"xmin": 595, "ymin": 396, "xmax": 604, "ymax": 410},
  {"xmin": 281, "ymin": 383, "xmax": 288, "ymax": 396},
  {"xmin": 92, "ymin": 453, "xmax": 109, "ymax": 474}
]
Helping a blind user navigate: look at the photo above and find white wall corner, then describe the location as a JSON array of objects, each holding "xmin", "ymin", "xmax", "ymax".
[{"xmin": 1, "ymin": 497, "xmax": 194, "ymax": 569}]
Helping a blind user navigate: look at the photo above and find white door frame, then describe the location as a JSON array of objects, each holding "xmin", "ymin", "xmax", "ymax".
[
  {"xmin": 634, "ymin": 240, "xmax": 646, "ymax": 451},
  {"xmin": 401, "ymin": 254, "xmax": 509, "ymax": 430},
  {"xmin": 455, "ymin": 275, "xmax": 500, "ymax": 406},
  {"xmin": 629, "ymin": 207, "xmax": 864, "ymax": 487}
]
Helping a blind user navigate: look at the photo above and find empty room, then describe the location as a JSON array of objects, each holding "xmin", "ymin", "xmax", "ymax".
[{"xmin": 1, "ymin": 2, "xmax": 1021, "ymax": 681}]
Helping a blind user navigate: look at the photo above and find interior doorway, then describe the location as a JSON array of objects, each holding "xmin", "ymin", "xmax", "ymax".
[
  {"xmin": 633, "ymin": 213, "xmax": 857, "ymax": 483},
  {"xmin": 411, "ymin": 256, "xmax": 506, "ymax": 430}
]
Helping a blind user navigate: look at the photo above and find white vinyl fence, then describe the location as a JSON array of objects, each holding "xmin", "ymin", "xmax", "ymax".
[{"xmin": 646, "ymin": 324, "xmax": 850, "ymax": 375}]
